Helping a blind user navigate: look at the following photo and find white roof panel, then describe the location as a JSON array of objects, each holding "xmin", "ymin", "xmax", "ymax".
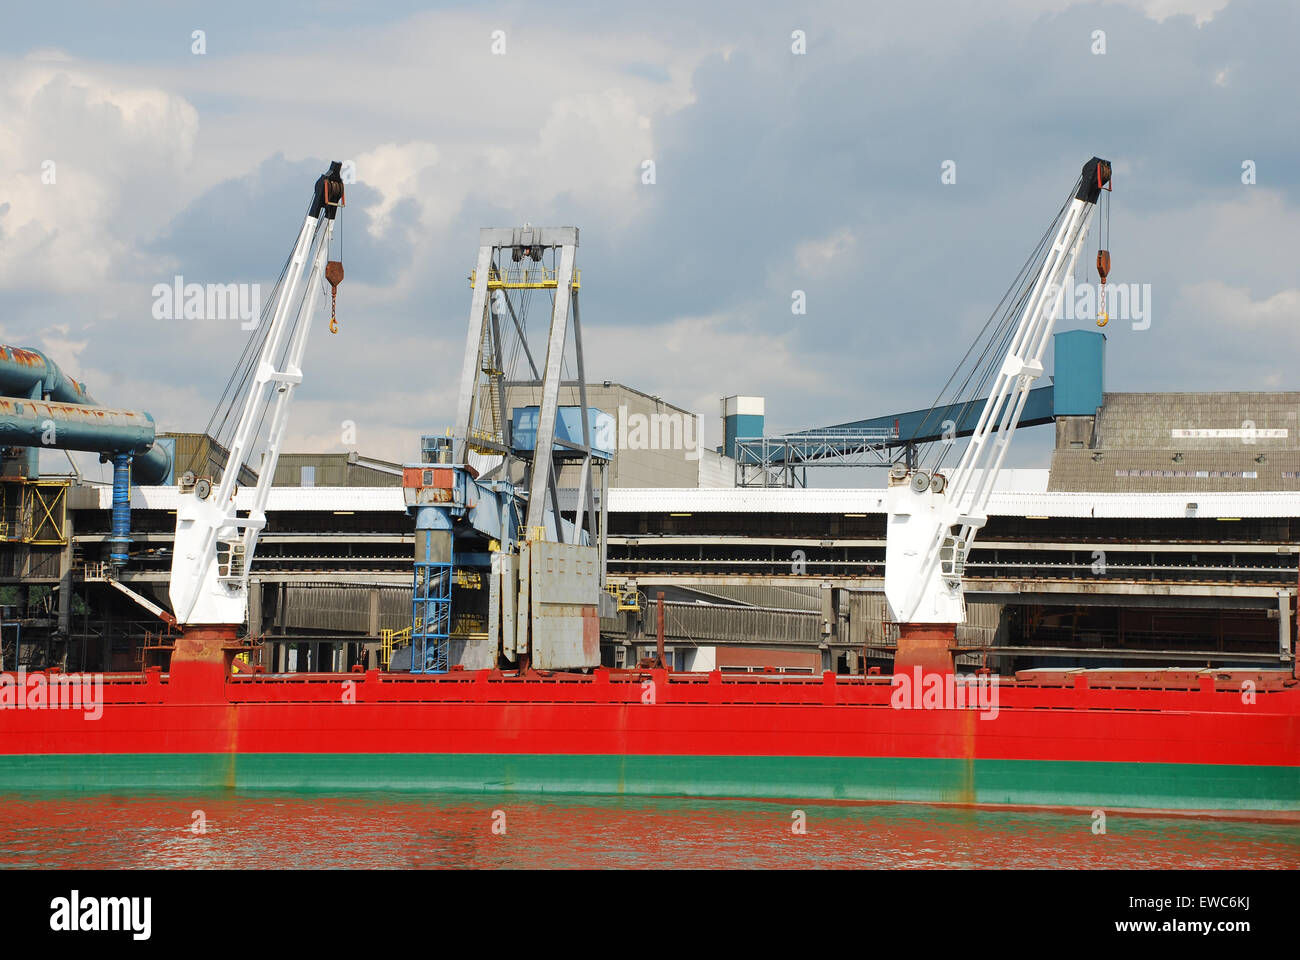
[
  {"xmin": 111, "ymin": 486, "xmax": 407, "ymax": 511},
  {"xmin": 113, "ymin": 484, "xmax": 1300, "ymax": 520},
  {"xmin": 606, "ymin": 487, "xmax": 1300, "ymax": 519}
]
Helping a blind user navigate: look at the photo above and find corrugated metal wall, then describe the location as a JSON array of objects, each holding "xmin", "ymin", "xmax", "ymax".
[
  {"xmin": 634, "ymin": 600, "xmax": 821, "ymax": 646},
  {"xmin": 696, "ymin": 448, "xmax": 736, "ymax": 489},
  {"xmin": 273, "ymin": 454, "xmax": 402, "ymax": 488},
  {"xmin": 845, "ymin": 591, "xmax": 1002, "ymax": 647},
  {"xmin": 0, "ymin": 545, "xmax": 62, "ymax": 579},
  {"xmin": 846, "ymin": 591, "xmax": 887, "ymax": 643},
  {"xmin": 161, "ymin": 433, "xmax": 258, "ymax": 486},
  {"xmin": 960, "ymin": 599, "xmax": 1005, "ymax": 647},
  {"xmin": 275, "ymin": 582, "xmax": 1003, "ymax": 646},
  {"xmin": 280, "ymin": 584, "xmax": 410, "ymax": 634},
  {"xmin": 679, "ymin": 583, "xmax": 823, "ymax": 611}
]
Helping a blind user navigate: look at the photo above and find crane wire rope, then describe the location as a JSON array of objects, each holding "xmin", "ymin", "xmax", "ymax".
[
  {"xmin": 913, "ymin": 174, "xmax": 1085, "ymax": 478},
  {"xmin": 183, "ymin": 245, "xmax": 295, "ymax": 478}
]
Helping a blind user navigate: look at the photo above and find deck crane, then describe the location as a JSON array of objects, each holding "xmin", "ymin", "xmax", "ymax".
[
  {"xmin": 166, "ymin": 161, "xmax": 345, "ymax": 687},
  {"xmin": 885, "ymin": 156, "xmax": 1112, "ymax": 674}
]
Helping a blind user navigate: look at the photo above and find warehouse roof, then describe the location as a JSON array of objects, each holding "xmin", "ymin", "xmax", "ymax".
[{"xmin": 99, "ymin": 485, "xmax": 1300, "ymax": 519}]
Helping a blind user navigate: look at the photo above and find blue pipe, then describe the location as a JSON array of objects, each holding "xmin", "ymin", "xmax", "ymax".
[
  {"xmin": 0, "ymin": 398, "xmax": 170, "ymax": 484},
  {"xmin": 0, "ymin": 345, "xmax": 96, "ymax": 405},
  {"xmin": 108, "ymin": 453, "xmax": 132, "ymax": 566}
]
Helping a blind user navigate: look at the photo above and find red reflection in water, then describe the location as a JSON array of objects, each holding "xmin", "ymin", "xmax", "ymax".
[{"xmin": 0, "ymin": 794, "xmax": 1295, "ymax": 869}]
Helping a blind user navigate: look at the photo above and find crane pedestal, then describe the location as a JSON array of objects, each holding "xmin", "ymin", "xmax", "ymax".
[
  {"xmin": 893, "ymin": 623, "xmax": 956, "ymax": 676},
  {"xmin": 168, "ymin": 624, "xmax": 242, "ymax": 696}
]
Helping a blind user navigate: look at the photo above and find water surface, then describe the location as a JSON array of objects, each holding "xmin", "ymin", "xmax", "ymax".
[{"xmin": 1, "ymin": 793, "xmax": 1295, "ymax": 869}]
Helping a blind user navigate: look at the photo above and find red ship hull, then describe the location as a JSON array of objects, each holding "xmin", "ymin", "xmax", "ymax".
[{"xmin": 1, "ymin": 667, "xmax": 1296, "ymax": 815}]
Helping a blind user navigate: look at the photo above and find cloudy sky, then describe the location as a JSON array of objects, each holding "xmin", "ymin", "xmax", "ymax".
[{"xmin": 1, "ymin": 0, "xmax": 1296, "ymax": 481}]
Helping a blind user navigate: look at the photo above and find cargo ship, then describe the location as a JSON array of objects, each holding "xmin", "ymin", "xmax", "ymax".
[
  {"xmin": 1, "ymin": 159, "xmax": 1296, "ymax": 818},
  {"xmin": 0, "ymin": 661, "xmax": 1296, "ymax": 815}
]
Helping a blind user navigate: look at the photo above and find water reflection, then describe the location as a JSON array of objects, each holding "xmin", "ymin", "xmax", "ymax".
[{"xmin": 0, "ymin": 793, "xmax": 1295, "ymax": 869}]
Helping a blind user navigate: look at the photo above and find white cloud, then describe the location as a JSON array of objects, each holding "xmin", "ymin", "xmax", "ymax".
[
  {"xmin": 137, "ymin": 11, "xmax": 705, "ymax": 203},
  {"xmin": 0, "ymin": 56, "xmax": 199, "ymax": 291},
  {"xmin": 353, "ymin": 82, "xmax": 660, "ymax": 242},
  {"xmin": 357, "ymin": 142, "xmax": 444, "ymax": 237},
  {"xmin": 794, "ymin": 227, "xmax": 856, "ymax": 273},
  {"xmin": 1133, "ymin": 0, "xmax": 1229, "ymax": 25},
  {"xmin": 982, "ymin": 0, "xmax": 1230, "ymax": 25},
  {"xmin": 1179, "ymin": 280, "xmax": 1300, "ymax": 330},
  {"xmin": 0, "ymin": 1, "xmax": 1293, "ymax": 471},
  {"xmin": 1118, "ymin": 188, "xmax": 1300, "ymax": 290},
  {"xmin": 584, "ymin": 312, "xmax": 852, "ymax": 442},
  {"xmin": 32, "ymin": 329, "xmax": 89, "ymax": 379}
]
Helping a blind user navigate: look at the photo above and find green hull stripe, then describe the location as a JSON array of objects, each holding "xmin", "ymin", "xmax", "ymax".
[{"xmin": 0, "ymin": 753, "xmax": 1296, "ymax": 811}]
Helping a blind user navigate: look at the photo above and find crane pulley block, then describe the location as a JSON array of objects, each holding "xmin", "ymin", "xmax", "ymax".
[{"xmin": 326, "ymin": 260, "xmax": 344, "ymax": 333}]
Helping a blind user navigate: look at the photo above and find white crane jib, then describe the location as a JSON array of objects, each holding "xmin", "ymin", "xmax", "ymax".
[
  {"xmin": 885, "ymin": 157, "xmax": 1112, "ymax": 630},
  {"xmin": 169, "ymin": 162, "xmax": 345, "ymax": 628}
]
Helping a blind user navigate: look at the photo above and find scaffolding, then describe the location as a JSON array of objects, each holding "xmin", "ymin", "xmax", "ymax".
[{"xmin": 0, "ymin": 478, "xmax": 68, "ymax": 544}]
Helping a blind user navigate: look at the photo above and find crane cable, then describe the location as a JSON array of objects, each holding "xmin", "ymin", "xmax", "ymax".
[
  {"xmin": 183, "ymin": 245, "xmax": 294, "ymax": 478},
  {"xmin": 326, "ymin": 215, "xmax": 343, "ymax": 334},
  {"xmin": 914, "ymin": 175, "xmax": 1084, "ymax": 477},
  {"xmin": 1096, "ymin": 184, "xmax": 1111, "ymax": 326}
]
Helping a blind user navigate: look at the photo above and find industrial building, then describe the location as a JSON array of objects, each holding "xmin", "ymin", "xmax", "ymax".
[
  {"xmin": 503, "ymin": 381, "xmax": 734, "ymax": 489},
  {"xmin": 1, "ymin": 328, "xmax": 1296, "ymax": 677}
]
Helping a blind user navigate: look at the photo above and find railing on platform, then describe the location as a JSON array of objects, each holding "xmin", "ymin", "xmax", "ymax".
[
  {"xmin": 469, "ymin": 267, "xmax": 581, "ymax": 290},
  {"xmin": 411, "ymin": 560, "xmax": 452, "ymax": 674},
  {"xmin": 379, "ymin": 618, "xmax": 421, "ymax": 670}
]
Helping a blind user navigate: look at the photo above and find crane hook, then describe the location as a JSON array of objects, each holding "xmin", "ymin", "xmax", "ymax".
[{"xmin": 1095, "ymin": 250, "xmax": 1111, "ymax": 327}]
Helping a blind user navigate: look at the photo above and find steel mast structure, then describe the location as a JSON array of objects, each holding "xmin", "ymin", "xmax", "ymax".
[
  {"xmin": 453, "ymin": 226, "xmax": 601, "ymax": 546},
  {"xmin": 402, "ymin": 226, "xmax": 608, "ymax": 674},
  {"xmin": 885, "ymin": 157, "xmax": 1112, "ymax": 673},
  {"xmin": 167, "ymin": 162, "xmax": 345, "ymax": 686}
]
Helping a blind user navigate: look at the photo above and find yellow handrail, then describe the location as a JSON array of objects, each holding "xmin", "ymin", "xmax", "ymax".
[
  {"xmin": 469, "ymin": 267, "xmax": 581, "ymax": 290},
  {"xmin": 379, "ymin": 618, "xmax": 422, "ymax": 669},
  {"xmin": 604, "ymin": 581, "xmax": 642, "ymax": 612}
]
